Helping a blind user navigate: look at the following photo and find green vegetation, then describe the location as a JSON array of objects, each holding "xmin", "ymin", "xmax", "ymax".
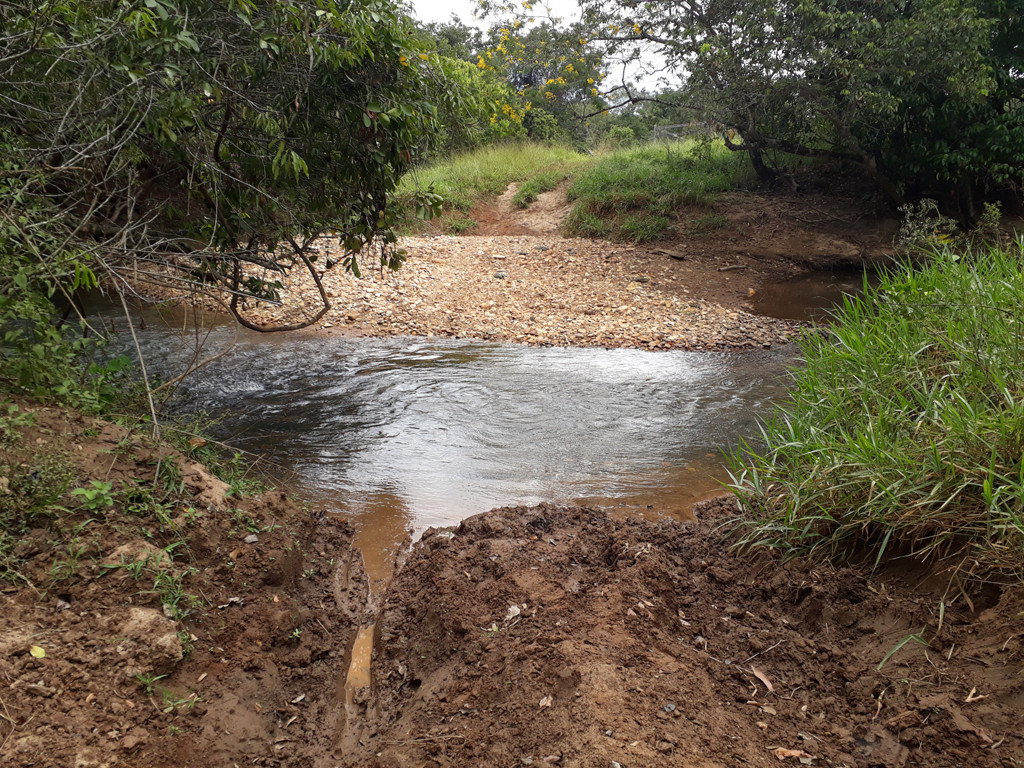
[
  {"xmin": 730, "ymin": 241, "xmax": 1024, "ymax": 574},
  {"xmin": 564, "ymin": 141, "xmax": 754, "ymax": 242},
  {"xmin": 512, "ymin": 169, "xmax": 574, "ymax": 208},
  {"xmin": 0, "ymin": 0, "xmax": 448, "ymax": 354},
  {"xmin": 394, "ymin": 143, "xmax": 586, "ymax": 232},
  {"xmin": 564, "ymin": 0, "xmax": 1023, "ymax": 223},
  {"xmin": 423, "ymin": 18, "xmax": 607, "ymax": 146}
]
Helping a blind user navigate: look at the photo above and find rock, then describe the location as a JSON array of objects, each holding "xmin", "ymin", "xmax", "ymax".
[
  {"xmin": 121, "ymin": 726, "xmax": 150, "ymax": 751},
  {"xmin": 118, "ymin": 607, "xmax": 184, "ymax": 676}
]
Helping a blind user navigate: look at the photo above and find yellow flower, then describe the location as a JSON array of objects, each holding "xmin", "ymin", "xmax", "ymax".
[
  {"xmin": 418, "ymin": 53, "xmax": 429, "ymax": 60},
  {"xmin": 399, "ymin": 55, "xmax": 408, "ymax": 66}
]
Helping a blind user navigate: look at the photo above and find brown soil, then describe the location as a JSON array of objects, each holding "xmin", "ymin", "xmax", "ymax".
[
  {"xmin": 359, "ymin": 502, "xmax": 1024, "ymax": 768},
  {"xmin": 0, "ymin": 402, "xmax": 369, "ymax": 768},
  {"xmin": 3, "ymin": 410, "xmax": 1023, "ymax": 768}
]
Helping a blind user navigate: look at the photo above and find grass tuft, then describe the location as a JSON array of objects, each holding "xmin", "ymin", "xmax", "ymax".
[
  {"xmin": 511, "ymin": 169, "xmax": 572, "ymax": 208},
  {"xmin": 564, "ymin": 140, "xmax": 755, "ymax": 242},
  {"xmin": 729, "ymin": 241, "xmax": 1024, "ymax": 574}
]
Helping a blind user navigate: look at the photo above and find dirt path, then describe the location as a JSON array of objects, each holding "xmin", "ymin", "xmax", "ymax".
[{"xmin": 221, "ymin": 187, "xmax": 897, "ymax": 348}]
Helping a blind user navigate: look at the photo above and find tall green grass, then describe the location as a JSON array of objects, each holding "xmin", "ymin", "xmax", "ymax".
[
  {"xmin": 730, "ymin": 242, "xmax": 1024, "ymax": 574},
  {"xmin": 393, "ymin": 142, "xmax": 585, "ymax": 232},
  {"xmin": 564, "ymin": 140, "xmax": 755, "ymax": 242}
]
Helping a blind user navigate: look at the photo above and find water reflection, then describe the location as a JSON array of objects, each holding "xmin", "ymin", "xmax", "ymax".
[{"xmin": 751, "ymin": 269, "xmax": 875, "ymax": 321}]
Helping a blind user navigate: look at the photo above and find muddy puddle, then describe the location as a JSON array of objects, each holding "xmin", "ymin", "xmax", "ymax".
[{"xmin": 751, "ymin": 268, "xmax": 875, "ymax": 321}]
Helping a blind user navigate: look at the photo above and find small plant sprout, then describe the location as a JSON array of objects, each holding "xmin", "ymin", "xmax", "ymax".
[
  {"xmin": 878, "ymin": 631, "xmax": 930, "ymax": 671},
  {"xmin": 70, "ymin": 480, "xmax": 115, "ymax": 512},
  {"xmin": 136, "ymin": 673, "xmax": 168, "ymax": 695}
]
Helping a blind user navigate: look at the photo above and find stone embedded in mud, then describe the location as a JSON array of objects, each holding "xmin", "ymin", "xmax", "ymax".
[
  {"xmin": 117, "ymin": 607, "xmax": 183, "ymax": 677},
  {"xmin": 121, "ymin": 726, "xmax": 150, "ymax": 751}
]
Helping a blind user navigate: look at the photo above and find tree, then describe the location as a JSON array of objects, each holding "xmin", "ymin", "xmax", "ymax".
[
  {"xmin": 491, "ymin": 0, "xmax": 1023, "ymax": 221},
  {"xmin": 0, "ymin": 0, "xmax": 443, "ymax": 365},
  {"xmin": 423, "ymin": 16, "xmax": 608, "ymax": 145}
]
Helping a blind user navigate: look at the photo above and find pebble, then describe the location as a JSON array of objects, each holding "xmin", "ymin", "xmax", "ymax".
[{"xmin": 138, "ymin": 234, "xmax": 802, "ymax": 350}]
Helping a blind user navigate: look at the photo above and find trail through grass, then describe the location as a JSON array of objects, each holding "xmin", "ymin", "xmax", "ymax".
[
  {"xmin": 392, "ymin": 139, "xmax": 756, "ymax": 237},
  {"xmin": 393, "ymin": 143, "xmax": 585, "ymax": 232}
]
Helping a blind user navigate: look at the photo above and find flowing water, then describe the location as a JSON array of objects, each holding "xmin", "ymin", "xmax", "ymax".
[{"xmin": 99, "ymin": 269, "xmax": 865, "ymax": 583}]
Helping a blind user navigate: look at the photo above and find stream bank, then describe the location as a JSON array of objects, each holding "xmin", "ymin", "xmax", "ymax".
[{"xmin": 1, "ymin": 409, "xmax": 1022, "ymax": 768}]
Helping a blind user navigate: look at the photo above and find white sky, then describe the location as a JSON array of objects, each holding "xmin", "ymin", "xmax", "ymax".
[{"xmin": 408, "ymin": 0, "xmax": 581, "ymax": 28}]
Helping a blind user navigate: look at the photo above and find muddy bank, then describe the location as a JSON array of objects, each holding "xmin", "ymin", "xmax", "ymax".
[
  {"xmin": 353, "ymin": 502, "xmax": 1023, "ymax": 768},
  {"xmin": 5, "ymin": 405, "xmax": 1021, "ymax": 768},
  {"xmin": 0, "ymin": 403, "xmax": 367, "ymax": 768}
]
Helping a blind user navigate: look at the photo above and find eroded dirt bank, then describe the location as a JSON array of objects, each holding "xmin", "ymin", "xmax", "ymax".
[
  {"xmin": 0, "ymin": 403, "xmax": 368, "ymax": 768},
  {"xmin": 3, "ymin": 405, "xmax": 1023, "ymax": 768},
  {"xmin": 353, "ymin": 502, "xmax": 1023, "ymax": 768}
]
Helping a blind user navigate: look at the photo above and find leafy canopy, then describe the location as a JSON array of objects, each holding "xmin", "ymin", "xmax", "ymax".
[
  {"xmin": 0, "ymin": 0, "xmax": 443, "ymax": 349},
  {"xmin": 483, "ymin": 0, "xmax": 1024, "ymax": 219}
]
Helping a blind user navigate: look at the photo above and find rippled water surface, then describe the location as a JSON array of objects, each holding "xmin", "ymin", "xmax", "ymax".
[{"xmin": 109, "ymin": 309, "xmax": 797, "ymax": 576}]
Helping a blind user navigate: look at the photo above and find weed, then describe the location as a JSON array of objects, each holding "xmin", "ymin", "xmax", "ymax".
[
  {"xmin": 70, "ymin": 480, "xmax": 115, "ymax": 512},
  {"xmin": 49, "ymin": 540, "xmax": 87, "ymax": 582},
  {"xmin": 161, "ymin": 689, "xmax": 201, "ymax": 714},
  {"xmin": 157, "ymin": 461, "xmax": 186, "ymax": 497},
  {"xmin": 563, "ymin": 208, "xmax": 611, "ymax": 239},
  {"xmin": 446, "ymin": 215, "xmax": 476, "ymax": 234},
  {"xmin": 103, "ymin": 549, "xmax": 201, "ymax": 621},
  {"xmin": 878, "ymin": 632, "xmax": 930, "ymax": 670},
  {"xmin": 512, "ymin": 169, "xmax": 570, "ymax": 208},
  {"xmin": 620, "ymin": 214, "xmax": 672, "ymax": 243},
  {"xmin": 135, "ymin": 672, "xmax": 168, "ymax": 695},
  {"xmin": 0, "ymin": 402, "xmax": 35, "ymax": 445}
]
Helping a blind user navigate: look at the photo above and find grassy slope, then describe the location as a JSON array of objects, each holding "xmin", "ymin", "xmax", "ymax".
[
  {"xmin": 563, "ymin": 140, "xmax": 755, "ymax": 242},
  {"xmin": 392, "ymin": 139, "xmax": 753, "ymax": 239}
]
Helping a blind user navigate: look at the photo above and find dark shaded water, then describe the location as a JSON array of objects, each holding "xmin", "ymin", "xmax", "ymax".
[{"xmin": 752, "ymin": 269, "xmax": 875, "ymax": 321}]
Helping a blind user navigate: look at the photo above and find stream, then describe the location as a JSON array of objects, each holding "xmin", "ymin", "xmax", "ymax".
[{"xmin": 96, "ymin": 269, "xmax": 865, "ymax": 583}]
